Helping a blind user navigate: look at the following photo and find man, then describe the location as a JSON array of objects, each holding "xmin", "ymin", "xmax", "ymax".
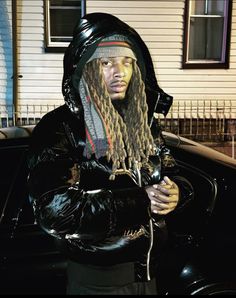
[{"xmin": 27, "ymin": 13, "xmax": 193, "ymax": 295}]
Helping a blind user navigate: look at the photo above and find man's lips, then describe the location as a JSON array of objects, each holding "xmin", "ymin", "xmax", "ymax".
[
  {"xmin": 110, "ymin": 81, "xmax": 127, "ymax": 88},
  {"xmin": 109, "ymin": 81, "xmax": 127, "ymax": 93}
]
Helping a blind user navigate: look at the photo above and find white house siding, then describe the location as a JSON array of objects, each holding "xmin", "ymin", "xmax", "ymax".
[
  {"xmin": 0, "ymin": 0, "xmax": 13, "ymax": 110},
  {"xmin": 1, "ymin": 0, "xmax": 236, "ymax": 119},
  {"xmin": 87, "ymin": 0, "xmax": 236, "ymax": 119},
  {"xmin": 16, "ymin": 0, "xmax": 63, "ymax": 117}
]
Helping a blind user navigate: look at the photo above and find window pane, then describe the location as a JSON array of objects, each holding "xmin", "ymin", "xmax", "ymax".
[
  {"xmin": 191, "ymin": 0, "xmax": 225, "ymax": 16},
  {"xmin": 0, "ymin": 147, "xmax": 25, "ymax": 214},
  {"xmin": 189, "ymin": 17, "xmax": 223, "ymax": 60},
  {"xmin": 50, "ymin": 8, "xmax": 81, "ymax": 41},
  {"xmin": 191, "ymin": 0, "xmax": 205, "ymax": 15},
  {"xmin": 208, "ymin": 0, "xmax": 225, "ymax": 15},
  {"xmin": 50, "ymin": 0, "xmax": 81, "ymax": 6}
]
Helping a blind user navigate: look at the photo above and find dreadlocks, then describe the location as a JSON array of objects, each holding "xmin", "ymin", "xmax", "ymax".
[{"xmin": 82, "ymin": 58, "xmax": 155, "ymax": 179}]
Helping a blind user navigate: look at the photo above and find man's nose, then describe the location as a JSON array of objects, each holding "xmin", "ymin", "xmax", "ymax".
[{"xmin": 114, "ymin": 64, "xmax": 125, "ymax": 77}]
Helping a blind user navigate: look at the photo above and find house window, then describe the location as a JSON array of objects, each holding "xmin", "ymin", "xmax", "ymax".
[
  {"xmin": 183, "ymin": 0, "xmax": 232, "ymax": 69},
  {"xmin": 44, "ymin": 0, "xmax": 86, "ymax": 52}
]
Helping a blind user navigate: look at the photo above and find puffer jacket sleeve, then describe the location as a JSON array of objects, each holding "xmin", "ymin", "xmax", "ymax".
[{"xmin": 27, "ymin": 116, "xmax": 150, "ymax": 244}]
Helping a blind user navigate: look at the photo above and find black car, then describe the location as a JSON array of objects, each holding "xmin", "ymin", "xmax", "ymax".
[{"xmin": 0, "ymin": 125, "xmax": 236, "ymax": 295}]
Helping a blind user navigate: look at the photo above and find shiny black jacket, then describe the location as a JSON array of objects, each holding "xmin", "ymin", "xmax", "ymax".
[{"xmin": 27, "ymin": 13, "xmax": 193, "ymax": 282}]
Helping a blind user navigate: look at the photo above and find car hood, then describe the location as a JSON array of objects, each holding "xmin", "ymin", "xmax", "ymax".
[
  {"xmin": 0, "ymin": 126, "xmax": 34, "ymax": 139},
  {"xmin": 163, "ymin": 131, "xmax": 236, "ymax": 170}
]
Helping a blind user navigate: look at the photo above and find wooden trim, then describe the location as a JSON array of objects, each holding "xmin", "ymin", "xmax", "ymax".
[
  {"xmin": 43, "ymin": 0, "xmax": 50, "ymax": 53},
  {"xmin": 12, "ymin": 0, "xmax": 18, "ymax": 125},
  {"xmin": 182, "ymin": 0, "xmax": 189, "ymax": 69},
  {"xmin": 225, "ymin": 0, "xmax": 233, "ymax": 69}
]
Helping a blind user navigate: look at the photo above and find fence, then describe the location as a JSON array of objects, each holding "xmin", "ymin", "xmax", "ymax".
[
  {"xmin": 0, "ymin": 104, "xmax": 59, "ymax": 127},
  {"xmin": 1, "ymin": 101, "xmax": 236, "ymax": 158},
  {"xmin": 158, "ymin": 100, "xmax": 236, "ymax": 159}
]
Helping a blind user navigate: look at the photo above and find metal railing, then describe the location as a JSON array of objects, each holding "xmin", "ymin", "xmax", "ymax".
[
  {"xmin": 0, "ymin": 104, "xmax": 59, "ymax": 127},
  {"xmin": 203, "ymin": 134, "xmax": 235, "ymax": 159},
  {"xmin": 1, "ymin": 101, "xmax": 236, "ymax": 159}
]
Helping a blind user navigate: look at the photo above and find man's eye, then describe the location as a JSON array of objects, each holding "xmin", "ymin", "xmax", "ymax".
[
  {"xmin": 101, "ymin": 60, "xmax": 111, "ymax": 66},
  {"xmin": 124, "ymin": 58, "xmax": 133, "ymax": 66},
  {"xmin": 124, "ymin": 61, "xmax": 132, "ymax": 66}
]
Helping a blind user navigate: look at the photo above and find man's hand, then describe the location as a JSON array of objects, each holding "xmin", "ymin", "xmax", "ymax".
[
  {"xmin": 67, "ymin": 163, "xmax": 80, "ymax": 185},
  {"xmin": 145, "ymin": 176, "xmax": 179, "ymax": 215}
]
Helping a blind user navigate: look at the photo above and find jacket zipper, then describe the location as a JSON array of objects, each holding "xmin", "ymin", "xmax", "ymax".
[
  {"xmin": 136, "ymin": 164, "xmax": 153, "ymax": 281},
  {"xmin": 147, "ymin": 219, "xmax": 153, "ymax": 280}
]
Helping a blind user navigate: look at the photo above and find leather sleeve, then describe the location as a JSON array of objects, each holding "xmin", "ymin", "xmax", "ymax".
[{"xmin": 27, "ymin": 123, "xmax": 150, "ymax": 243}]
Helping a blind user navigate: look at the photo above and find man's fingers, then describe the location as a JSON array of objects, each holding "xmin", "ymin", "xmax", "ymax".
[
  {"xmin": 153, "ymin": 185, "xmax": 178, "ymax": 196},
  {"xmin": 163, "ymin": 176, "xmax": 173, "ymax": 186}
]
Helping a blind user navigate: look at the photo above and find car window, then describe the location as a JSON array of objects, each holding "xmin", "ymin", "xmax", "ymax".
[
  {"xmin": 0, "ymin": 144, "xmax": 25, "ymax": 216},
  {"xmin": 0, "ymin": 140, "xmax": 35, "ymax": 229}
]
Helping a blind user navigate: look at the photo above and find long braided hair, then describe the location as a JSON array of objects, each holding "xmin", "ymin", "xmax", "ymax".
[{"xmin": 82, "ymin": 58, "xmax": 155, "ymax": 179}]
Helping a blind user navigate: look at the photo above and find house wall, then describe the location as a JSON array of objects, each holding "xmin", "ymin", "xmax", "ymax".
[
  {"xmin": 0, "ymin": 0, "xmax": 13, "ymax": 107},
  {"xmin": 0, "ymin": 0, "xmax": 236, "ymax": 118}
]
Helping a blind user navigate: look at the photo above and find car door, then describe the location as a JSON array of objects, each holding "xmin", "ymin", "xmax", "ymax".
[
  {"xmin": 157, "ymin": 134, "xmax": 236, "ymax": 295},
  {"xmin": 0, "ymin": 138, "xmax": 67, "ymax": 294}
]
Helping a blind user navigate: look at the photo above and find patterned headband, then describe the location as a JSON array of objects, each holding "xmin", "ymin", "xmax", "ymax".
[{"xmin": 88, "ymin": 34, "xmax": 137, "ymax": 62}]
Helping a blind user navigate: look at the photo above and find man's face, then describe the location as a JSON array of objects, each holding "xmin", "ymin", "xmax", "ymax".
[{"xmin": 101, "ymin": 56, "xmax": 133, "ymax": 100}]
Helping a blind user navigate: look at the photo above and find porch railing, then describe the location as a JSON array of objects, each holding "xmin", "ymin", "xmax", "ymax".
[{"xmin": 1, "ymin": 101, "xmax": 236, "ymax": 158}]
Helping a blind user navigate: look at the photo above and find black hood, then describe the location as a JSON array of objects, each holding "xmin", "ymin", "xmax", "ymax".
[{"xmin": 62, "ymin": 12, "xmax": 173, "ymax": 124}]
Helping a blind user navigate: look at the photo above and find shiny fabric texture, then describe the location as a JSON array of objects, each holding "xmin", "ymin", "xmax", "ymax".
[
  {"xmin": 27, "ymin": 13, "xmax": 194, "ymax": 283},
  {"xmin": 63, "ymin": 12, "xmax": 173, "ymax": 120}
]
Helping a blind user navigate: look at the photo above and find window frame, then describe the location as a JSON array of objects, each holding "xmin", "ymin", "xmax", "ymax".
[
  {"xmin": 182, "ymin": 0, "xmax": 232, "ymax": 69},
  {"xmin": 44, "ymin": 0, "xmax": 86, "ymax": 53}
]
